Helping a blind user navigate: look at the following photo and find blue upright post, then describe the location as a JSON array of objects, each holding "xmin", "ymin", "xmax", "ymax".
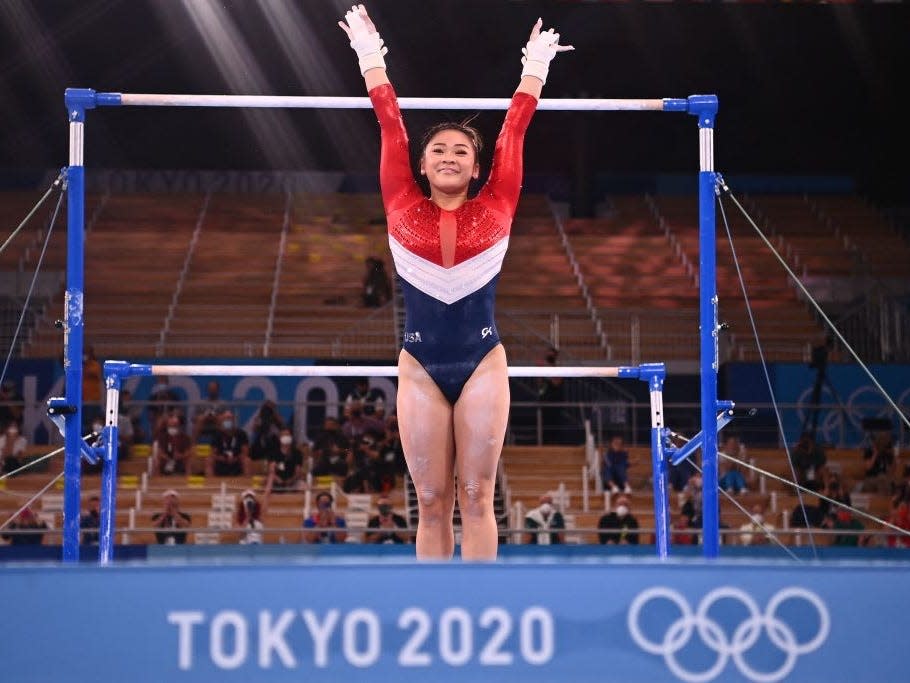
[
  {"xmin": 99, "ymin": 362, "xmax": 127, "ymax": 564},
  {"xmin": 690, "ymin": 95, "xmax": 720, "ymax": 557},
  {"xmin": 642, "ymin": 364, "xmax": 670, "ymax": 558},
  {"xmin": 60, "ymin": 90, "xmax": 92, "ymax": 562}
]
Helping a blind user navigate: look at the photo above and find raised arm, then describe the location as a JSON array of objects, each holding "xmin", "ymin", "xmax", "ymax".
[
  {"xmin": 481, "ymin": 19, "xmax": 573, "ymax": 212},
  {"xmin": 338, "ymin": 4, "xmax": 390, "ymax": 92},
  {"xmin": 516, "ymin": 18, "xmax": 574, "ymax": 99}
]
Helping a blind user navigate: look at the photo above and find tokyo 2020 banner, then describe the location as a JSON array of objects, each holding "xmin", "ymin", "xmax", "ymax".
[{"xmin": 1, "ymin": 559, "xmax": 906, "ymax": 682}]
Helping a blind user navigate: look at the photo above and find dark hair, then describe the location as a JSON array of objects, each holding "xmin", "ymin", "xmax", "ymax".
[
  {"xmin": 420, "ymin": 118, "xmax": 484, "ymax": 160},
  {"xmin": 316, "ymin": 491, "xmax": 333, "ymax": 505}
]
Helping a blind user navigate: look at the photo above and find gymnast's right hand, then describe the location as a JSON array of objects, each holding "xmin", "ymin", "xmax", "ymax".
[{"xmin": 338, "ymin": 4, "xmax": 387, "ymax": 75}]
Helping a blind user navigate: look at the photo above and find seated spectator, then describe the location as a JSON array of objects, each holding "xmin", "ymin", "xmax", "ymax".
[
  {"xmin": 718, "ymin": 460, "xmax": 747, "ymax": 495},
  {"xmin": 311, "ymin": 417, "xmax": 350, "ymax": 478},
  {"xmin": 790, "ymin": 432, "xmax": 826, "ymax": 490},
  {"xmin": 303, "ymin": 491, "xmax": 347, "ymax": 543},
  {"xmin": 668, "ymin": 457, "xmax": 696, "ymax": 493},
  {"xmin": 862, "ymin": 433, "xmax": 896, "ymax": 494},
  {"xmin": 818, "ymin": 469, "xmax": 851, "ymax": 520},
  {"xmin": 265, "ymin": 427, "xmax": 305, "ymax": 493},
  {"xmin": 790, "ymin": 502, "xmax": 825, "ymax": 529},
  {"xmin": 680, "ymin": 474, "xmax": 704, "ymax": 530},
  {"xmin": 671, "ymin": 512, "xmax": 695, "ymax": 546},
  {"xmin": 366, "ymin": 495, "xmax": 409, "ymax": 544},
  {"xmin": 524, "ymin": 494, "xmax": 565, "ymax": 545},
  {"xmin": 886, "ymin": 501, "xmax": 910, "ymax": 549},
  {"xmin": 828, "ymin": 508, "xmax": 864, "ymax": 547},
  {"xmin": 206, "ymin": 409, "xmax": 251, "ymax": 477},
  {"xmin": 147, "ymin": 375, "xmax": 180, "ymax": 435},
  {"xmin": 1, "ymin": 506, "xmax": 48, "ymax": 545},
  {"xmin": 0, "ymin": 420, "xmax": 27, "ymax": 474},
  {"xmin": 345, "ymin": 377, "xmax": 384, "ymax": 417},
  {"xmin": 362, "ymin": 256, "xmax": 392, "ymax": 308},
  {"xmin": 739, "ymin": 504, "xmax": 774, "ymax": 546},
  {"xmin": 342, "ymin": 432, "xmax": 384, "ymax": 493},
  {"xmin": 597, "ymin": 495, "xmax": 639, "ymax": 545},
  {"xmin": 342, "ymin": 400, "xmax": 385, "ymax": 443},
  {"xmin": 152, "ymin": 412, "xmax": 193, "ymax": 476},
  {"xmin": 0, "ymin": 378, "xmax": 23, "ymax": 428},
  {"xmin": 601, "ymin": 434, "xmax": 631, "ymax": 494},
  {"xmin": 80, "ymin": 495, "xmax": 101, "ymax": 545},
  {"xmin": 236, "ymin": 489, "xmax": 267, "ymax": 545},
  {"xmin": 250, "ymin": 400, "xmax": 285, "ymax": 464},
  {"xmin": 152, "ymin": 490, "xmax": 191, "ymax": 545},
  {"xmin": 376, "ymin": 415, "xmax": 407, "ymax": 484},
  {"xmin": 193, "ymin": 380, "xmax": 227, "ymax": 443}
]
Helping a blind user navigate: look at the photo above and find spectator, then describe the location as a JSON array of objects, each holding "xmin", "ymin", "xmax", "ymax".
[
  {"xmin": 739, "ymin": 504, "xmax": 774, "ymax": 546},
  {"xmin": 193, "ymin": 380, "xmax": 226, "ymax": 444},
  {"xmin": 152, "ymin": 412, "xmax": 193, "ymax": 476},
  {"xmin": 342, "ymin": 432, "xmax": 384, "ymax": 493},
  {"xmin": 236, "ymin": 489, "xmax": 267, "ymax": 545},
  {"xmin": 345, "ymin": 377, "xmax": 384, "ymax": 417},
  {"xmin": 885, "ymin": 501, "xmax": 910, "ymax": 548},
  {"xmin": 668, "ymin": 457, "xmax": 696, "ymax": 493},
  {"xmin": 0, "ymin": 420, "xmax": 27, "ymax": 474},
  {"xmin": 82, "ymin": 344, "xmax": 103, "ymax": 430},
  {"xmin": 342, "ymin": 400, "xmax": 384, "ymax": 443},
  {"xmin": 537, "ymin": 346, "xmax": 565, "ymax": 445},
  {"xmin": 80, "ymin": 495, "xmax": 101, "ymax": 545},
  {"xmin": 524, "ymin": 494, "xmax": 565, "ymax": 545},
  {"xmin": 718, "ymin": 460, "xmax": 747, "ymax": 495},
  {"xmin": 597, "ymin": 495, "xmax": 639, "ymax": 545},
  {"xmin": 362, "ymin": 256, "xmax": 392, "ymax": 307},
  {"xmin": 250, "ymin": 400, "xmax": 285, "ymax": 464},
  {"xmin": 671, "ymin": 512, "xmax": 695, "ymax": 546},
  {"xmin": 303, "ymin": 491, "xmax": 347, "ymax": 543},
  {"xmin": 1, "ymin": 506, "xmax": 48, "ymax": 545},
  {"xmin": 829, "ymin": 508, "xmax": 864, "ymax": 547},
  {"xmin": 0, "ymin": 378, "xmax": 23, "ymax": 429},
  {"xmin": 265, "ymin": 427, "xmax": 305, "ymax": 494},
  {"xmin": 790, "ymin": 431, "xmax": 826, "ymax": 490},
  {"xmin": 601, "ymin": 434, "xmax": 631, "ymax": 494},
  {"xmin": 862, "ymin": 433, "xmax": 896, "ymax": 494},
  {"xmin": 206, "ymin": 409, "xmax": 251, "ymax": 477},
  {"xmin": 148, "ymin": 376, "xmax": 180, "ymax": 435},
  {"xmin": 680, "ymin": 473, "xmax": 704, "ymax": 530},
  {"xmin": 376, "ymin": 415, "xmax": 407, "ymax": 486},
  {"xmin": 311, "ymin": 417, "xmax": 350, "ymax": 479},
  {"xmin": 366, "ymin": 495, "xmax": 410, "ymax": 544},
  {"xmin": 818, "ymin": 469, "xmax": 851, "ymax": 521},
  {"xmin": 152, "ymin": 489, "xmax": 191, "ymax": 545},
  {"xmin": 117, "ymin": 389, "xmax": 137, "ymax": 447}
]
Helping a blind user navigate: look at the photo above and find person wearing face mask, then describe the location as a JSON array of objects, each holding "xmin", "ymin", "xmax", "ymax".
[
  {"xmin": 206, "ymin": 408, "xmax": 251, "ymax": 477},
  {"xmin": 524, "ymin": 494, "xmax": 565, "ymax": 545},
  {"xmin": 236, "ymin": 489, "xmax": 267, "ymax": 545},
  {"xmin": 265, "ymin": 428, "xmax": 305, "ymax": 494},
  {"xmin": 739, "ymin": 503, "xmax": 774, "ymax": 546},
  {"xmin": 597, "ymin": 495, "xmax": 640, "ymax": 545},
  {"xmin": 152, "ymin": 412, "xmax": 194, "ymax": 476},
  {"xmin": 366, "ymin": 495, "xmax": 410, "ymax": 544},
  {"xmin": 0, "ymin": 420, "xmax": 27, "ymax": 474},
  {"xmin": 303, "ymin": 492, "xmax": 347, "ymax": 544}
]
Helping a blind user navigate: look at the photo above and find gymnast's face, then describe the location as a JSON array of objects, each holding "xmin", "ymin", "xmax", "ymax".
[{"xmin": 420, "ymin": 129, "xmax": 480, "ymax": 195}]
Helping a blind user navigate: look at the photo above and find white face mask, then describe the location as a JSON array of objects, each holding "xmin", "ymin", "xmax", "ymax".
[
  {"xmin": 6, "ymin": 427, "xmax": 18, "ymax": 437},
  {"xmin": 279, "ymin": 435, "xmax": 293, "ymax": 446},
  {"xmin": 616, "ymin": 505, "xmax": 629, "ymax": 517},
  {"xmin": 539, "ymin": 503, "xmax": 553, "ymax": 516},
  {"xmin": 221, "ymin": 420, "xmax": 233, "ymax": 430},
  {"xmin": 167, "ymin": 427, "xmax": 179, "ymax": 437},
  {"xmin": 753, "ymin": 514, "xmax": 764, "ymax": 524}
]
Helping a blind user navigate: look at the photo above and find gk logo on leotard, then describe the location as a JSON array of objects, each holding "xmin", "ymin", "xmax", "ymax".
[
  {"xmin": 403, "ymin": 332, "xmax": 422, "ymax": 343},
  {"xmin": 481, "ymin": 326, "xmax": 493, "ymax": 339},
  {"xmin": 627, "ymin": 586, "xmax": 830, "ymax": 683}
]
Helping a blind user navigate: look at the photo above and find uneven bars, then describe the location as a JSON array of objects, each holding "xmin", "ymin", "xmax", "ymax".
[
  {"xmin": 133, "ymin": 364, "xmax": 642, "ymax": 379},
  {"xmin": 69, "ymin": 90, "xmax": 689, "ymax": 112}
]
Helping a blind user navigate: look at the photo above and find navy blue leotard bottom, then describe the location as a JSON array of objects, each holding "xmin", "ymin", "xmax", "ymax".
[{"xmin": 399, "ymin": 275, "xmax": 502, "ymax": 404}]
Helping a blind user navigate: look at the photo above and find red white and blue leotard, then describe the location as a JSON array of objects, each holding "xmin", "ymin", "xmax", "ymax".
[{"xmin": 369, "ymin": 84, "xmax": 537, "ymax": 404}]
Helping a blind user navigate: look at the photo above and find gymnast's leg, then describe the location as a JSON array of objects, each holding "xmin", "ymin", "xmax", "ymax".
[
  {"xmin": 454, "ymin": 345, "xmax": 510, "ymax": 561},
  {"xmin": 397, "ymin": 349, "xmax": 456, "ymax": 559}
]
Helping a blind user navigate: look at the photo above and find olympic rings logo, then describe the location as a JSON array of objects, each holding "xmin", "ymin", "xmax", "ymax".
[{"xmin": 627, "ymin": 586, "xmax": 830, "ymax": 683}]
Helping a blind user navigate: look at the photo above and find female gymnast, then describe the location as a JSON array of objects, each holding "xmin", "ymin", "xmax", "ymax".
[{"xmin": 339, "ymin": 4, "xmax": 572, "ymax": 560}]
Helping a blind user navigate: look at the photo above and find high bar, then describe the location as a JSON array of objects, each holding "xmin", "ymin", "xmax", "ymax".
[
  {"xmin": 145, "ymin": 364, "xmax": 633, "ymax": 378},
  {"xmin": 73, "ymin": 90, "xmax": 687, "ymax": 112}
]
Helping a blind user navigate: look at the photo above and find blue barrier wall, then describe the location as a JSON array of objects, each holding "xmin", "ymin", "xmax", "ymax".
[{"xmin": 2, "ymin": 555, "xmax": 908, "ymax": 682}]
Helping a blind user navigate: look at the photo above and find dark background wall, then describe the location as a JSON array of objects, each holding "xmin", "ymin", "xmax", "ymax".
[{"xmin": 0, "ymin": 1, "xmax": 906, "ymax": 204}]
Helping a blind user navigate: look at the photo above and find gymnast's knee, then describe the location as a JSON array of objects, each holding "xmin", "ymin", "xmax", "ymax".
[
  {"xmin": 458, "ymin": 479, "xmax": 493, "ymax": 520},
  {"xmin": 416, "ymin": 487, "xmax": 453, "ymax": 525}
]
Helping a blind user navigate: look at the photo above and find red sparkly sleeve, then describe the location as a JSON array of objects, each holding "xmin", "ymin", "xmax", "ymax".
[
  {"xmin": 478, "ymin": 92, "xmax": 538, "ymax": 218},
  {"xmin": 369, "ymin": 84, "xmax": 423, "ymax": 215}
]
